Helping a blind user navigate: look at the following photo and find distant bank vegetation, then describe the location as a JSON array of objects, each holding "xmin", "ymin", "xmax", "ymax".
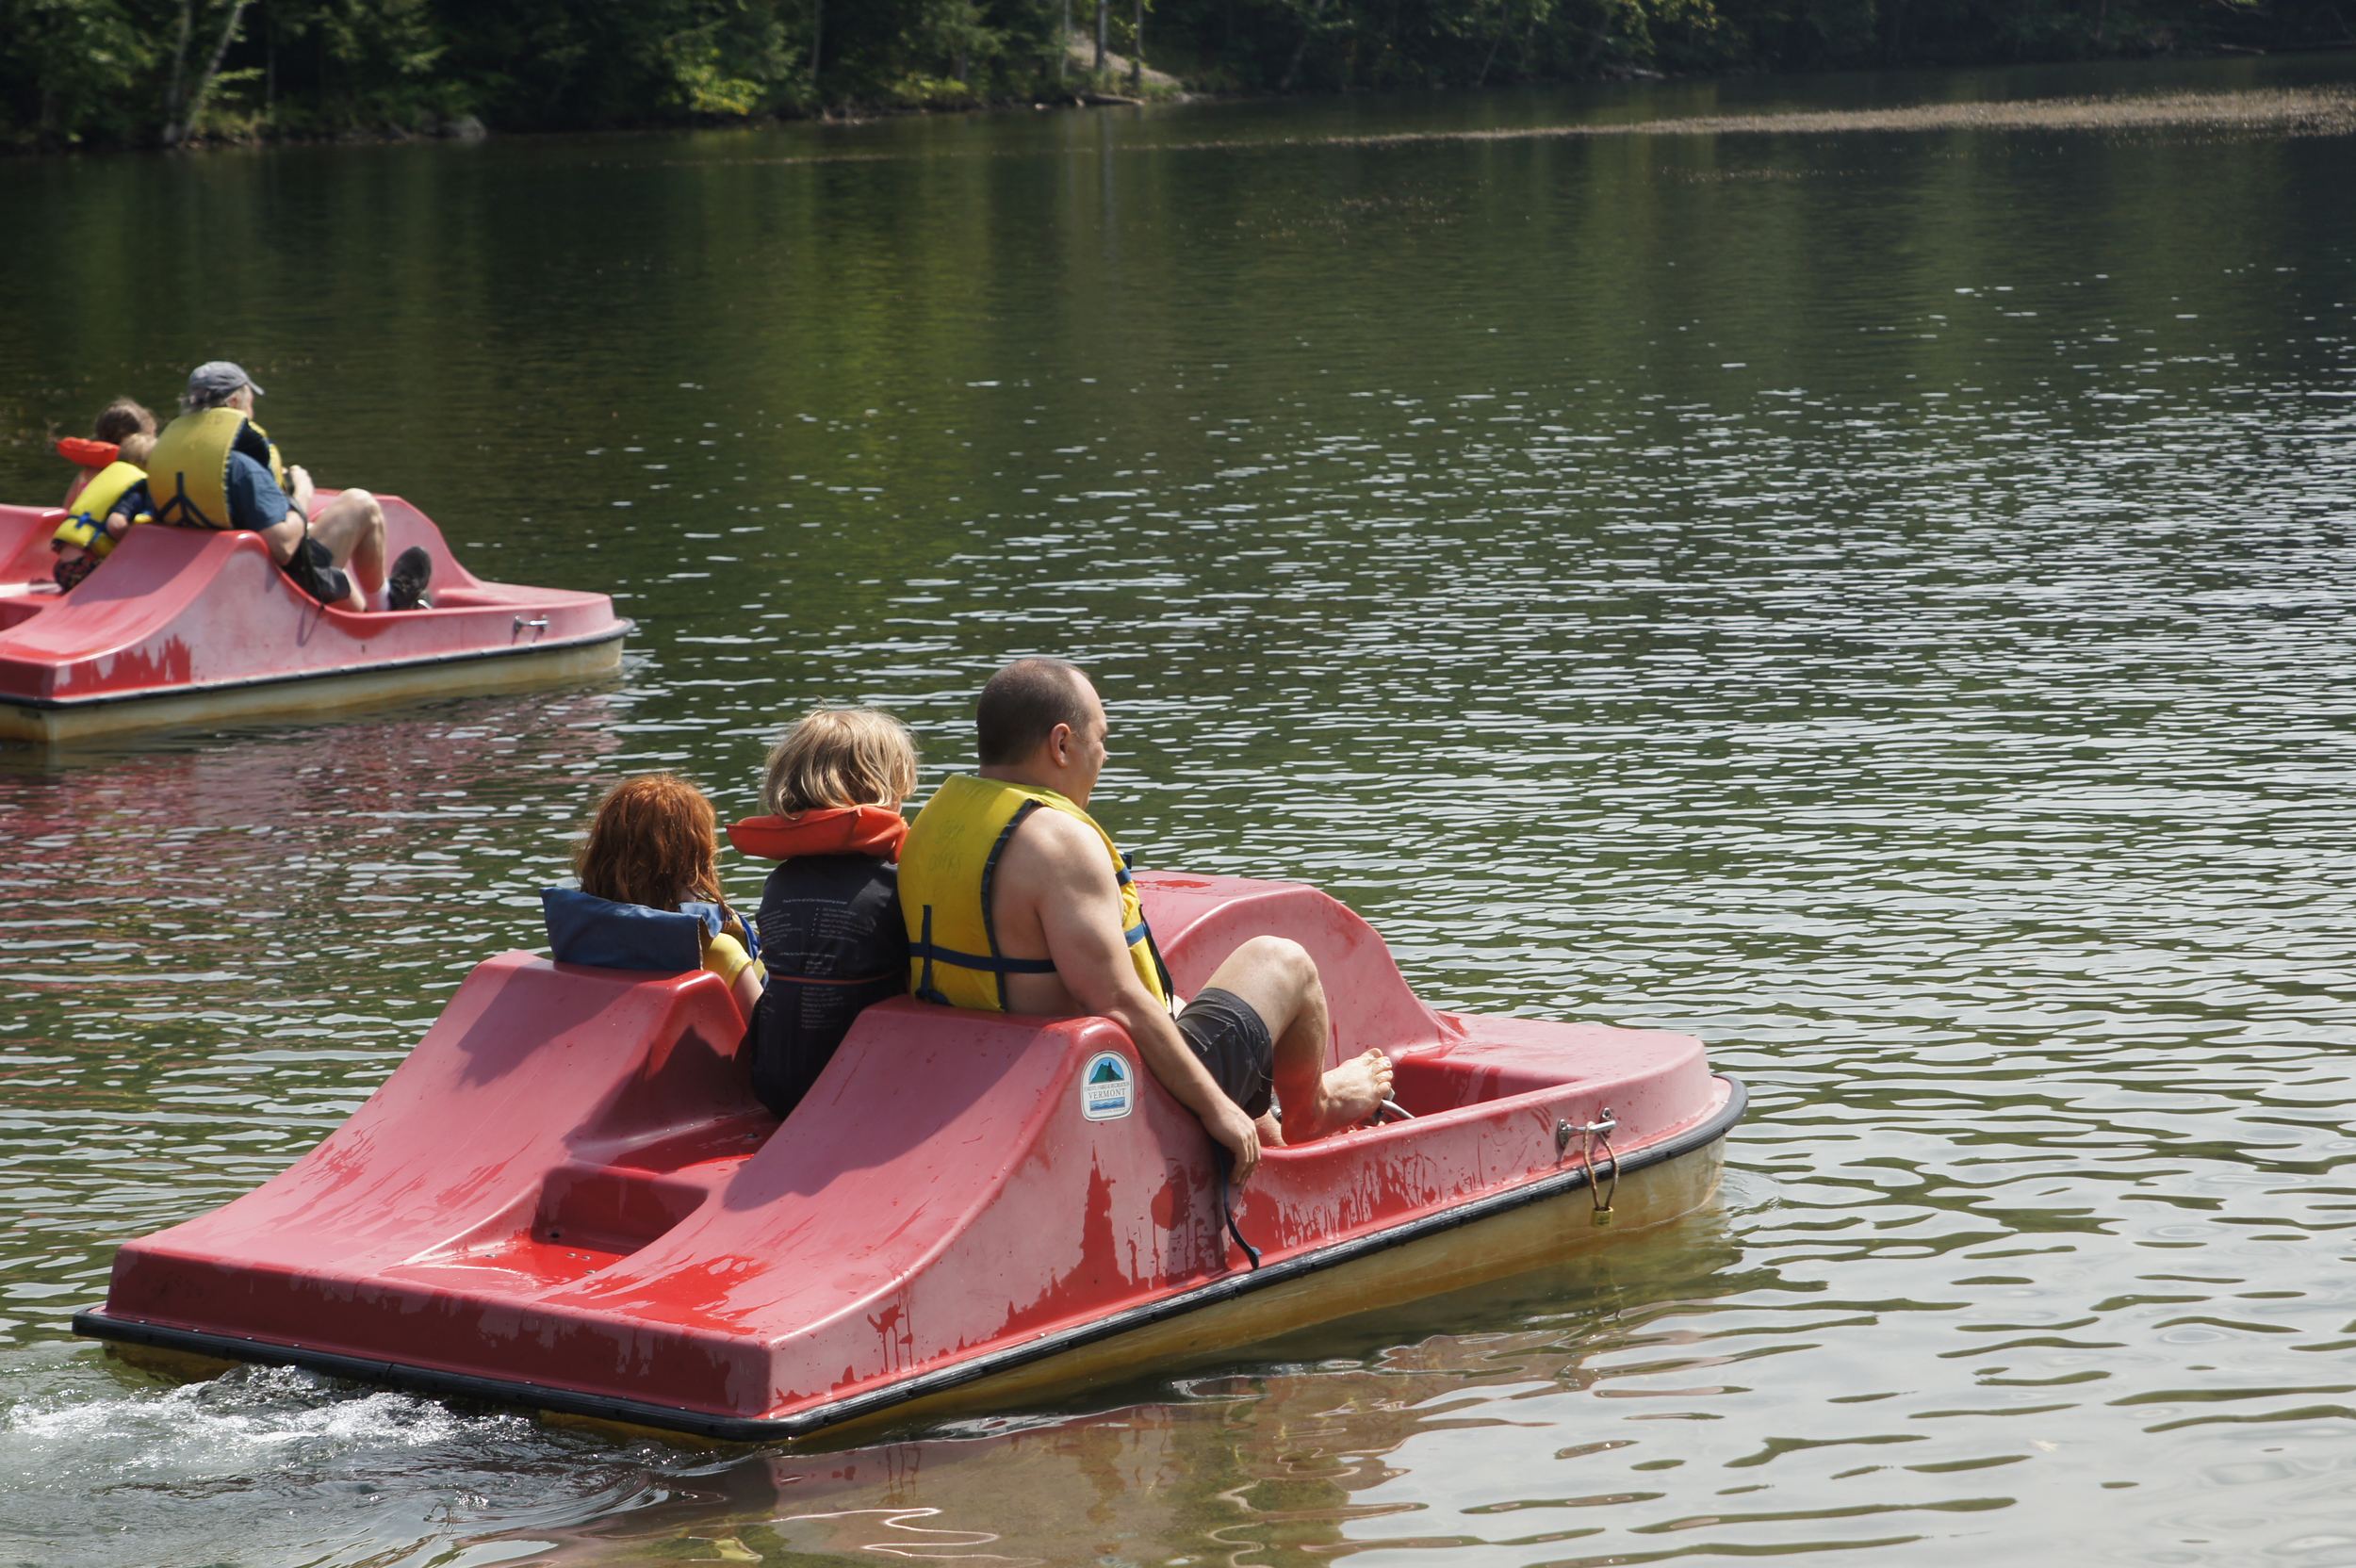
[{"xmin": 6, "ymin": 0, "xmax": 2349, "ymax": 149}]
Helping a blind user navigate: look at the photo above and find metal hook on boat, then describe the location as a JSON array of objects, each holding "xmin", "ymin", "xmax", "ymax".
[
  {"xmin": 1580, "ymin": 1110, "xmax": 1619, "ymax": 1216},
  {"xmin": 515, "ymin": 615, "xmax": 548, "ymax": 637}
]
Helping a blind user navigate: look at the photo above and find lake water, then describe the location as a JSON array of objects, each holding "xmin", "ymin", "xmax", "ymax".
[{"xmin": 4, "ymin": 51, "xmax": 2356, "ymax": 1568}]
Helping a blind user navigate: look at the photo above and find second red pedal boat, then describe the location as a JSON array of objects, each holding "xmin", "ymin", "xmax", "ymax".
[{"xmin": 0, "ymin": 497, "xmax": 628, "ymax": 743}]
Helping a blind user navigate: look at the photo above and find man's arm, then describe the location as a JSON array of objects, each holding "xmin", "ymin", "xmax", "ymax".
[
  {"xmin": 262, "ymin": 466, "xmax": 317, "ymax": 565},
  {"xmin": 1021, "ymin": 811, "xmax": 1264, "ymax": 1182},
  {"xmin": 226, "ymin": 452, "xmax": 309, "ymax": 564}
]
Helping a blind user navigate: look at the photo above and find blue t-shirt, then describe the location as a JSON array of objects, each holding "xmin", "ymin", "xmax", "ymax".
[{"xmin": 223, "ymin": 451, "xmax": 297, "ymax": 531}]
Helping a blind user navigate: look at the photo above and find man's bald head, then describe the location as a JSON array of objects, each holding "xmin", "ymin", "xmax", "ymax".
[{"xmin": 977, "ymin": 658, "xmax": 1094, "ymax": 765}]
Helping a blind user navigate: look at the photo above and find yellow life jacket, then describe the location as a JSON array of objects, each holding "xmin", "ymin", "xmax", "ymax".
[
  {"xmin": 50, "ymin": 461, "xmax": 150, "ymax": 559},
  {"xmin": 144, "ymin": 408, "xmax": 288, "ymax": 531},
  {"xmin": 900, "ymin": 773, "xmax": 1171, "ymax": 1012}
]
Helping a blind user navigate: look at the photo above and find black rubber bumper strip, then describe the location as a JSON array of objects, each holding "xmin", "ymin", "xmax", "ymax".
[{"xmin": 74, "ymin": 1072, "xmax": 1747, "ymax": 1444}]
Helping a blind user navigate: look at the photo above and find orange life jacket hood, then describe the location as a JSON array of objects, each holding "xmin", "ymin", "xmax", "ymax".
[{"xmin": 728, "ymin": 805, "xmax": 908, "ymax": 862}]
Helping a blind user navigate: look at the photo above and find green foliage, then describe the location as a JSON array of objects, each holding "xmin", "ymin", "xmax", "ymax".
[
  {"xmin": 654, "ymin": 6, "xmax": 794, "ymax": 118},
  {"xmin": 0, "ymin": 0, "xmax": 166, "ymax": 144},
  {"xmin": 0, "ymin": 0, "xmax": 2341, "ymax": 148}
]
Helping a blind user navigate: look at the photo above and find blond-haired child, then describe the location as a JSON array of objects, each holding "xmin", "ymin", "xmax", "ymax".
[{"xmin": 727, "ymin": 707, "xmax": 919, "ymax": 1118}]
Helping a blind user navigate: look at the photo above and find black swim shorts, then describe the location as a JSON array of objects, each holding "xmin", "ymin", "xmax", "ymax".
[
  {"xmin": 1175, "ymin": 988, "xmax": 1275, "ymax": 1118},
  {"xmin": 282, "ymin": 534, "xmax": 352, "ymax": 608}
]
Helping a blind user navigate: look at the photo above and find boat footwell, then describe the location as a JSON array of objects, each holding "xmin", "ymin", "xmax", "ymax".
[{"xmin": 75, "ymin": 873, "xmax": 1745, "ymax": 1441}]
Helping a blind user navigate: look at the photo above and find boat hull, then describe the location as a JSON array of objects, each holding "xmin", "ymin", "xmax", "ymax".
[
  {"xmin": 78, "ymin": 1126, "xmax": 1731, "ymax": 1444},
  {"xmin": 0, "ymin": 629, "xmax": 624, "ymax": 743},
  {"xmin": 74, "ymin": 873, "xmax": 1744, "ymax": 1442}
]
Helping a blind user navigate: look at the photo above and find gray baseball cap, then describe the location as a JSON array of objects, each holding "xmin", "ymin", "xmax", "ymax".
[{"xmin": 187, "ymin": 360, "xmax": 264, "ymax": 400}]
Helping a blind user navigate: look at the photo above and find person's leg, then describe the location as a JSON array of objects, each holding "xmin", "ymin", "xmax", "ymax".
[
  {"xmin": 1197, "ymin": 934, "xmax": 1391, "ymax": 1142},
  {"xmin": 264, "ymin": 522, "xmax": 364, "ymax": 612},
  {"xmin": 306, "ymin": 489, "xmax": 387, "ymax": 597}
]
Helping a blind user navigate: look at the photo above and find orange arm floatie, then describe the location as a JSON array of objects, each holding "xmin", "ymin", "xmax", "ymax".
[{"xmin": 57, "ymin": 437, "xmax": 121, "ymax": 470}]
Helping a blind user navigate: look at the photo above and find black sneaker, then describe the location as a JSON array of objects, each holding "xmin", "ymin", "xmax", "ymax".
[{"xmin": 387, "ymin": 547, "xmax": 434, "ymax": 611}]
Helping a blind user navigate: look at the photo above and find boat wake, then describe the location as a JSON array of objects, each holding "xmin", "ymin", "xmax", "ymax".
[
  {"xmin": 0, "ymin": 1358, "xmax": 669, "ymax": 1568},
  {"xmin": 2, "ymin": 1364, "xmax": 527, "ymax": 1478}
]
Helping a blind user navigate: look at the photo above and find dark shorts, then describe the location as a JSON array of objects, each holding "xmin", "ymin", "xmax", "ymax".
[
  {"xmin": 1175, "ymin": 988, "xmax": 1275, "ymax": 1119},
  {"xmin": 282, "ymin": 534, "xmax": 352, "ymax": 608}
]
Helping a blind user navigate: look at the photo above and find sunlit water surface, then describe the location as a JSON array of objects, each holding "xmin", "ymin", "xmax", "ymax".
[{"xmin": 3, "ymin": 51, "xmax": 2354, "ymax": 1568}]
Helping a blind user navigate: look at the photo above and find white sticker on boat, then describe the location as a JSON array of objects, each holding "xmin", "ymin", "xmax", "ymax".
[{"xmin": 1081, "ymin": 1051, "xmax": 1135, "ymax": 1121}]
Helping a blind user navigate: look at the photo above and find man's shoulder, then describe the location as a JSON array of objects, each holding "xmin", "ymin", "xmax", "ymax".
[
  {"xmin": 1010, "ymin": 798, "xmax": 1105, "ymax": 854},
  {"xmin": 999, "ymin": 801, "xmax": 1112, "ymax": 890}
]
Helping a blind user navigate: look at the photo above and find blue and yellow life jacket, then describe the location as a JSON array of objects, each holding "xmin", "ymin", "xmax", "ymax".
[
  {"xmin": 542, "ymin": 888, "xmax": 761, "ymax": 973},
  {"xmin": 143, "ymin": 407, "xmax": 288, "ymax": 531},
  {"xmin": 899, "ymin": 774, "xmax": 1170, "ymax": 1012},
  {"xmin": 51, "ymin": 460, "xmax": 151, "ymax": 560}
]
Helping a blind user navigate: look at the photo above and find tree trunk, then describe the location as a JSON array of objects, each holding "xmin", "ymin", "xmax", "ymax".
[
  {"xmin": 1059, "ymin": 0, "xmax": 1071, "ymax": 80},
  {"xmin": 1279, "ymin": 0, "xmax": 1326, "ymax": 91},
  {"xmin": 165, "ymin": 0, "xmax": 250, "ymax": 144},
  {"xmin": 1475, "ymin": 0, "xmax": 1510, "ymax": 87},
  {"xmin": 1095, "ymin": 0, "xmax": 1108, "ymax": 74},
  {"xmin": 181, "ymin": 0, "xmax": 252, "ymax": 139},
  {"xmin": 810, "ymin": 0, "xmax": 825, "ymax": 88},
  {"xmin": 162, "ymin": 0, "xmax": 195, "ymax": 144},
  {"xmin": 1130, "ymin": 0, "xmax": 1143, "ymax": 90}
]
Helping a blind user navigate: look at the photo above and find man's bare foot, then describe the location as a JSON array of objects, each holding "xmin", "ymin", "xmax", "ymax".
[
  {"xmin": 1255, "ymin": 1110, "xmax": 1285, "ymax": 1149},
  {"xmin": 1298, "ymin": 1050, "xmax": 1392, "ymax": 1140}
]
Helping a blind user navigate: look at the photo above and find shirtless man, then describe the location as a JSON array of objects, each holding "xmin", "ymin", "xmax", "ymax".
[{"xmin": 898, "ymin": 658, "xmax": 1392, "ymax": 1182}]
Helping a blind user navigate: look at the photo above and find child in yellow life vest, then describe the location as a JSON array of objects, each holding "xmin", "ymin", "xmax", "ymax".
[
  {"xmin": 52, "ymin": 399, "xmax": 158, "ymax": 591},
  {"xmin": 568, "ymin": 774, "xmax": 766, "ymax": 1021}
]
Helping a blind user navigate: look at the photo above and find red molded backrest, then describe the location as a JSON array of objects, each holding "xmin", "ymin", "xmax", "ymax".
[{"xmin": 1136, "ymin": 872, "xmax": 1454, "ymax": 1059}]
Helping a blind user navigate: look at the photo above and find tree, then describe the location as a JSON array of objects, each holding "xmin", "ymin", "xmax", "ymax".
[{"xmin": 162, "ymin": 0, "xmax": 251, "ymax": 144}]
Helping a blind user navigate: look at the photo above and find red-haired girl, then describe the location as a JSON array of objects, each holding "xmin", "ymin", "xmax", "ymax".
[{"xmin": 561, "ymin": 773, "xmax": 766, "ymax": 1018}]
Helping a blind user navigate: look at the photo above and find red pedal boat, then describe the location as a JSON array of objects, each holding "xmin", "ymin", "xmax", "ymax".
[
  {"xmin": 0, "ymin": 498, "xmax": 628, "ymax": 743},
  {"xmin": 74, "ymin": 873, "xmax": 1744, "ymax": 1441}
]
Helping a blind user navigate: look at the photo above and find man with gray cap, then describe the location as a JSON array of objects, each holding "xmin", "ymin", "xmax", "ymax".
[{"xmin": 111, "ymin": 361, "xmax": 430, "ymax": 612}]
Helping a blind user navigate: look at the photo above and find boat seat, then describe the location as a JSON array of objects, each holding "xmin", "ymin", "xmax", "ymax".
[{"xmin": 1134, "ymin": 872, "xmax": 1462, "ymax": 1061}]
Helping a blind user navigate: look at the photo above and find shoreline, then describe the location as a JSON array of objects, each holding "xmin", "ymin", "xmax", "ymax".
[{"xmin": 8, "ymin": 44, "xmax": 2352, "ymax": 159}]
